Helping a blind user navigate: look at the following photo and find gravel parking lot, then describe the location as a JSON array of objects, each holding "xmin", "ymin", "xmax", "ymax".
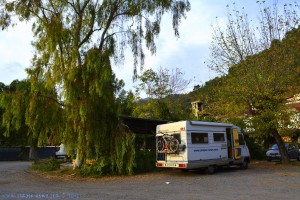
[{"xmin": 0, "ymin": 161, "xmax": 299, "ymax": 200}]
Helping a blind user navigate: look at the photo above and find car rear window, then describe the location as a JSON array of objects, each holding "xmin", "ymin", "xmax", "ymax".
[{"xmin": 270, "ymin": 144, "xmax": 278, "ymax": 150}]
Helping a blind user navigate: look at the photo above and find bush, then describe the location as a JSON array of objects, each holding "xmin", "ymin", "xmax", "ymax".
[
  {"xmin": 80, "ymin": 158, "xmax": 111, "ymax": 177},
  {"xmin": 245, "ymin": 138, "xmax": 267, "ymax": 160},
  {"xmin": 134, "ymin": 150, "xmax": 157, "ymax": 173},
  {"xmin": 31, "ymin": 157, "xmax": 61, "ymax": 172}
]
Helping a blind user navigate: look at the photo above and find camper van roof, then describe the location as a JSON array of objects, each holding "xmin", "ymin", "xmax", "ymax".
[{"xmin": 189, "ymin": 121, "xmax": 235, "ymax": 127}]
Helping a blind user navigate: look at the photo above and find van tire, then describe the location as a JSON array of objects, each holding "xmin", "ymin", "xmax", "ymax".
[
  {"xmin": 239, "ymin": 160, "xmax": 249, "ymax": 169},
  {"xmin": 206, "ymin": 166, "xmax": 215, "ymax": 174}
]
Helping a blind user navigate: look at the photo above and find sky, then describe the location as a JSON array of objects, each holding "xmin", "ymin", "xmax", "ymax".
[{"xmin": 0, "ymin": 0, "xmax": 291, "ymax": 94}]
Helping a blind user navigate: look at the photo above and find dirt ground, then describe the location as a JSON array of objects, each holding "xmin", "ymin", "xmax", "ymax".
[{"xmin": 0, "ymin": 161, "xmax": 300, "ymax": 200}]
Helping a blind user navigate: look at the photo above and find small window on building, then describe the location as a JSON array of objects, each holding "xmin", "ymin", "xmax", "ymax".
[
  {"xmin": 191, "ymin": 133, "xmax": 208, "ymax": 144},
  {"xmin": 213, "ymin": 133, "xmax": 225, "ymax": 142}
]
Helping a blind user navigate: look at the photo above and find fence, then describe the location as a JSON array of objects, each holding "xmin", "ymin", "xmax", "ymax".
[{"xmin": 0, "ymin": 147, "xmax": 57, "ymax": 161}]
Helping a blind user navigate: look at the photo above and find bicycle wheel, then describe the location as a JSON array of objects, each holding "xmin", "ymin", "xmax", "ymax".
[
  {"xmin": 157, "ymin": 139, "xmax": 164, "ymax": 152},
  {"xmin": 169, "ymin": 139, "xmax": 179, "ymax": 152}
]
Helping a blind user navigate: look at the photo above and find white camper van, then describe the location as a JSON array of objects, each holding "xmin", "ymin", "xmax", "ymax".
[{"xmin": 156, "ymin": 121, "xmax": 250, "ymax": 173}]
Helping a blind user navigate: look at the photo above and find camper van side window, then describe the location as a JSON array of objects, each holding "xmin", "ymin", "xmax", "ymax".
[
  {"xmin": 213, "ymin": 133, "xmax": 225, "ymax": 142},
  {"xmin": 191, "ymin": 133, "xmax": 208, "ymax": 144}
]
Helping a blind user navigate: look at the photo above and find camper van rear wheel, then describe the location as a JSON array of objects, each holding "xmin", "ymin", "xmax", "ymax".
[{"xmin": 206, "ymin": 166, "xmax": 215, "ymax": 174}]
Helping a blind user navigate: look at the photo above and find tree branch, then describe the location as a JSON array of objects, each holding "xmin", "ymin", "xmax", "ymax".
[{"xmin": 36, "ymin": 93, "xmax": 65, "ymax": 108}]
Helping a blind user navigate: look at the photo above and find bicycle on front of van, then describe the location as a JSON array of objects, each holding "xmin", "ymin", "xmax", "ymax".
[{"xmin": 157, "ymin": 134, "xmax": 179, "ymax": 153}]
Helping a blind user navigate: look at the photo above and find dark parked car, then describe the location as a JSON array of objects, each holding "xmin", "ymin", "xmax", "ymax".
[{"xmin": 266, "ymin": 143, "xmax": 300, "ymax": 161}]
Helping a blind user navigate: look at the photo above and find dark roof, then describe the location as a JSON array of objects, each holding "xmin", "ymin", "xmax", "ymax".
[{"xmin": 121, "ymin": 116, "xmax": 170, "ymax": 135}]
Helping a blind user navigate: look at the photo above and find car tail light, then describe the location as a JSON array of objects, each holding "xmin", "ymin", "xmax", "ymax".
[
  {"xmin": 178, "ymin": 164, "xmax": 186, "ymax": 168},
  {"xmin": 156, "ymin": 163, "xmax": 163, "ymax": 167}
]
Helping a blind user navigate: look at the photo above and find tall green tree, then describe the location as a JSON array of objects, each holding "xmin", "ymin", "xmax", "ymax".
[
  {"xmin": 117, "ymin": 90, "xmax": 137, "ymax": 116},
  {"xmin": 191, "ymin": 76, "xmax": 240, "ymax": 120},
  {"xmin": 134, "ymin": 67, "xmax": 190, "ymax": 120},
  {"xmin": 208, "ymin": 2, "xmax": 300, "ymax": 163},
  {"xmin": 0, "ymin": 79, "xmax": 63, "ymax": 158},
  {"xmin": 0, "ymin": 0, "xmax": 190, "ymax": 168},
  {"xmin": 26, "ymin": 69, "xmax": 65, "ymax": 158},
  {"xmin": 0, "ymin": 81, "xmax": 28, "ymax": 146},
  {"xmin": 0, "ymin": 80, "xmax": 31, "ymax": 148}
]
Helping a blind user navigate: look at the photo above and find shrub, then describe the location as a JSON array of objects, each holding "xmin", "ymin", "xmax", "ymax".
[
  {"xmin": 32, "ymin": 157, "xmax": 60, "ymax": 172},
  {"xmin": 245, "ymin": 137, "xmax": 267, "ymax": 160},
  {"xmin": 80, "ymin": 157, "xmax": 111, "ymax": 177},
  {"xmin": 110, "ymin": 124, "xmax": 136, "ymax": 175},
  {"xmin": 134, "ymin": 150, "xmax": 157, "ymax": 173}
]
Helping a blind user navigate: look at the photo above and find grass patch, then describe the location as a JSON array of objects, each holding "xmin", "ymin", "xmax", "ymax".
[
  {"xmin": 31, "ymin": 157, "xmax": 61, "ymax": 172},
  {"xmin": 274, "ymin": 160, "xmax": 300, "ymax": 167},
  {"xmin": 251, "ymin": 160, "xmax": 300, "ymax": 169},
  {"xmin": 31, "ymin": 151, "xmax": 166, "ymax": 179}
]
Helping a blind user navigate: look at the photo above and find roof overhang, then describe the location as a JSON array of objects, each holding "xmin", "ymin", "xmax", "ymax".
[{"xmin": 121, "ymin": 116, "xmax": 170, "ymax": 135}]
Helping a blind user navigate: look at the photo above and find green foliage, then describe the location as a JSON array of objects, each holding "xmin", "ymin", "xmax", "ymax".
[
  {"xmin": 206, "ymin": 2, "xmax": 300, "ymax": 163},
  {"xmin": 79, "ymin": 123, "xmax": 136, "ymax": 177},
  {"xmin": 197, "ymin": 116, "xmax": 218, "ymax": 122},
  {"xmin": 0, "ymin": 82, "xmax": 28, "ymax": 146},
  {"xmin": 0, "ymin": 80, "xmax": 29, "ymax": 136},
  {"xmin": 191, "ymin": 76, "xmax": 243, "ymax": 118},
  {"xmin": 0, "ymin": 0, "xmax": 190, "ymax": 170},
  {"xmin": 136, "ymin": 67, "xmax": 190, "ymax": 99},
  {"xmin": 133, "ymin": 95, "xmax": 192, "ymax": 121},
  {"xmin": 32, "ymin": 157, "xmax": 61, "ymax": 172},
  {"xmin": 0, "ymin": 80, "xmax": 30, "ymax": 146},
  {"xmin": 0, "ymin": 78, "xmax": 63, "ymax": 151},
  {"xmin": 209, "ymin": 1, "xmax": 300, "ymax": 74},
  {"xmin": 111, "ymin": 124, "xmax": 136, "ymax": 175},
  {"xmin": 80, "ymin": 158, "xmax": 111, "ymax": 177},
  {"xmin": 136, "ymin": 68, "xmax": 171, "ymax": 99},
  {"xmin": 225, "ymin": 117, "xmax": 247, "ymax": 131},
  {"xmin": 134, "ymin": 150, "xmax": 157, "ymax": 173},
  {"xmin": 133, "ymin": 134, "xmax": 159, "ymax": 173},
  {"xmin": 116, "ymin": 90, "xmax": 137, "ymax": 116},
  {"xmin": 134, "ymin": 67, "xmax": 191, "ymax": 121},
  {"xmin": 244, "ymin": 137, "xmax": 267, "ymax": 160},
  {"xmin": 207, "ymin": 3, "xmax": 300, "ymax": 119}
]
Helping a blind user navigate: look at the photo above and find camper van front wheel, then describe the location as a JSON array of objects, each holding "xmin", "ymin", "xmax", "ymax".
[{"xmin": 239, "ymin": 160, "xmax": 249, "ymax": 169}]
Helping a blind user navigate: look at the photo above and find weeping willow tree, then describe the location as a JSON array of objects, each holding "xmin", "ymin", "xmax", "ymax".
[
  {"xmin": 0, "ymin": 0, "xmax": 190, "ymax": 169},
  {"xmin": 0, "ymin": 79, "xmax": 62, "ymax": 159},
  {"xmin": 0, "ymin": 80, "xmax": 30, "ymax": 148},
  {"xmin": 26, "ymin": 69, "xmax": 65, "ymax": 159}
]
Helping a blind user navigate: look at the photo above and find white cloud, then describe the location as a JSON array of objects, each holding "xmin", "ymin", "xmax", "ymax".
[
  {"xmin": 1, "ymin": 0, "xmax": 291, "ymax": 92},
  {"xmin": 0, "ymin": 21, "xmax": 33, "ymax": 85},
  {"xmin": 0, "ymin": 62, "xmax": 28, "ymax": 84}
]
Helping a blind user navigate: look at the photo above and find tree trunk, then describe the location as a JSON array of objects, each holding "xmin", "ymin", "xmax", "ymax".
[
  {"xmin": 272, "ymin": 129, "xmax": 289, "ymax": 163},
  {"xmin": 29, "ymin": 146, "xmax": 38, "ymax": 160},
  {"xmin": 29, "ymin": 138, "xmax": 38, "ymax": 160},
  {"xmin": 72, "ymin": 120, "xmax": 88, "ymax": 169},
  {"xmin": 73, "ymin": 146, "xmax": 84, "ymax": 169}
]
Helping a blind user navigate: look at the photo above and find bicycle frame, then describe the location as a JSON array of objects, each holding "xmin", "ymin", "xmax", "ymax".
[{"xmin": 157, "ymin": 134, "xmax": 179, "ymax": 153}]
